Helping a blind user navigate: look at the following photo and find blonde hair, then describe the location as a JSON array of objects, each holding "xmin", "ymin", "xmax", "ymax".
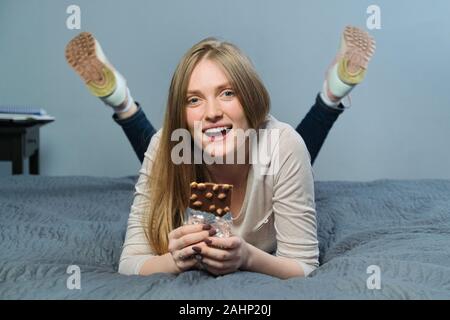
[{"xmin": 144, "ymin": 37, "xmax": 270, "ymax": 255}]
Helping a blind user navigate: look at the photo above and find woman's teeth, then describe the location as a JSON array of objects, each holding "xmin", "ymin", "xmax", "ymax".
[{"xmin": 204, "ymin": 126, "xmax": 231, "ymax": 137}]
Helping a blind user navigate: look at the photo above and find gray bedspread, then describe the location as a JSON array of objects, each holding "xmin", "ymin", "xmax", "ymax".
[{"xmin": 0, "ymin": 175, "xmax": 449, "ymax": 299}]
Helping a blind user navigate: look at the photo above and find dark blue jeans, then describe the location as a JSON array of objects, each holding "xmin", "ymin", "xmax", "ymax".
[{"xmin": 113, "ymin": 94, "xmax": 344, "ymax": 165}]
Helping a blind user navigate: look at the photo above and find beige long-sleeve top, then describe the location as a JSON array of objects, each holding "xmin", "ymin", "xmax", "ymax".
[{"xmin": 119, "ymin": 114, "xmax": 319, "ymax": 276}]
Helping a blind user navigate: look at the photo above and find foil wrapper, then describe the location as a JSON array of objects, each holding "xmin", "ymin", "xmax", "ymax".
[{"xmin": 184, "ymin": 207, "xmax": 232, "ymax": 238}]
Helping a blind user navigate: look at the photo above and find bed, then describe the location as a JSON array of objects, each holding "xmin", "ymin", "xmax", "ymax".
[{"xmin": 0, "ymin": 175, "xmax": 449, "ymax": 299}]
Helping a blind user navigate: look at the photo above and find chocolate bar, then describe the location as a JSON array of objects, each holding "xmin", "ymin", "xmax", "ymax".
[{"xmin": 189, "ymin": 182, "xmax": 233, "ymax": 217}]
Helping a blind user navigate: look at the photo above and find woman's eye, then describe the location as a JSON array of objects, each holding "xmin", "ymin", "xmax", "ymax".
[
  {"xmin": 188, "ymin": 97, "xmax": 199, "ymax": 105},
  {"xmin": 223, "ymin": 90, "xmax": 235, "ymax": 97}
]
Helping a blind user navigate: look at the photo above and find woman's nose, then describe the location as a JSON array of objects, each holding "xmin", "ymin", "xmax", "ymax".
[{"xmin": 204, "ymin": 100, "xmax": 223, "ymax": 121}]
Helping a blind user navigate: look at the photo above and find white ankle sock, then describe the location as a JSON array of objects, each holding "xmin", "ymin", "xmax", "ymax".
[
  {"xmin": 327, "ymin": 64, "xmax": 355, "ymax": 100},
  {"xmin": 100, "ymin": 70, "xmax": 128, "ymax": 107},
  {"xmin": 320, "ymin": 80, "xmax": 341, "ymax": 108},
  {"xmin": 114, "ymin": 88, "xmax": 135, "ymax": 114},
  {"xmin": 321, "ymin": 63, "xmax": 356, "ymax": 110}
]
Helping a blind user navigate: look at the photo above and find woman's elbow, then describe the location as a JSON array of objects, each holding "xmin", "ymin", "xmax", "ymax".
[
  {"xmin": 118, "ymin": 260, "xmax": 133, "ymax": 276},
  {"xmin": 118, "ymin": 256, "xmax": 143, "ymax": 276},
  {"xmin": 298, "ymin": 261, "xmax": 318, "ymax": 277}
]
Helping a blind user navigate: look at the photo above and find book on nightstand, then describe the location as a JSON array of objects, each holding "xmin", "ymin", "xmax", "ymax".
[{"xmin": 0, "ymin": 105, "xmax": 55, "ymax": 124}]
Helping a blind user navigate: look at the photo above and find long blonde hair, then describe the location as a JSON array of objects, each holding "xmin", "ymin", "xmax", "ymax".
[{"xmin": 144, "ymin": 37, "xmax": 271, "ymax": 255}]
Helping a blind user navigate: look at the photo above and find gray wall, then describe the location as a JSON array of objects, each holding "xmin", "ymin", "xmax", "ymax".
[{"xmin": 1, "ymin": 0, "xmax": 449, "ymax": 181}]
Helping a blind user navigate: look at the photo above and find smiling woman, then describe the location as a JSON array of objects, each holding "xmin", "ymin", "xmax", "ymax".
[
  {"xmin": 65, "ymin": 27, "xmax": 376, "ymax": 279},
  {"xmin": 118, "ymin": 37, "xmax": 318, "ymax": 279}
]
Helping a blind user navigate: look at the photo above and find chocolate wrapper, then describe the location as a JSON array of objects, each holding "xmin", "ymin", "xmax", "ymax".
[{"xmin": 184, "ymin": 207, "xmax": 232, "ymax": 238}]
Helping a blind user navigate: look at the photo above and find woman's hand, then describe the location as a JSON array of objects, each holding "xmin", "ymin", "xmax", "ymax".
[
  {"xmin": 168, "ymin": 224, "xmax": 216, "ymax": 273},
  {"xmin": 192, "ymin": 236, "xmax": 250, "ymax": 276}
]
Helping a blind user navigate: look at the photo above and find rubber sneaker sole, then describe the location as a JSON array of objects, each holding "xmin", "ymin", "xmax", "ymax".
[
  {"xmin": 65, "ymin": 32, "xmax": 116, "ymax": 97},
  {"xmin": 337, "ymin": 26, "xmax": 376, "ymax": 85}
]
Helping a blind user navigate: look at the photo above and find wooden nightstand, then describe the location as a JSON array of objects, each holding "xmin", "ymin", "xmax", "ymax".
[{"xmin": 0, "ymin": 121, "xmax": 53, "ymax": 175}]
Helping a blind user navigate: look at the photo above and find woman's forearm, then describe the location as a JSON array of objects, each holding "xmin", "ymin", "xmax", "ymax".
[
  {"xmin": 139, "ymin": 253, "xmax": 179, "ymax": 276},
  {"xmin": 242, "ymin": 244, "xmax": 305, "ymax": 279},
  {"xmin": 137, "ymin": 245, "xmax": 306, "ymax": 278}
]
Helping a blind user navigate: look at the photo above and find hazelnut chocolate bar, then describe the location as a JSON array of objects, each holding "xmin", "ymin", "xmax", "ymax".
[{"xmin": 189, "ymin": 182, "xmax": 233, "ymax": 217}]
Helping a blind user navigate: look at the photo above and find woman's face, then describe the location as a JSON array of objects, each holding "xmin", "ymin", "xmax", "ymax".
[{"xmin": 185, "ymin": 58, "xmax": 250, "ymax": 160}]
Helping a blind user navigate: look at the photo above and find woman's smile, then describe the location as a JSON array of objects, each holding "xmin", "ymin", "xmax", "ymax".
[{"xmin": 203, "ymin": 125, "xmax": 232, "ymax": 143}]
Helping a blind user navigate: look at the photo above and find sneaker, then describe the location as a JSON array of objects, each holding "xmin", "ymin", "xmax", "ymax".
[
  {"xmin": 336, "ymin": 25, "xmax": 376, "ymax": 85},
  {"xmin": 65, "ymin": 32, "xmax": 118, "ymax": 98},
  {"xmin": 325, "ymin": 26, "xmax": 376, "ymax": 103}
]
